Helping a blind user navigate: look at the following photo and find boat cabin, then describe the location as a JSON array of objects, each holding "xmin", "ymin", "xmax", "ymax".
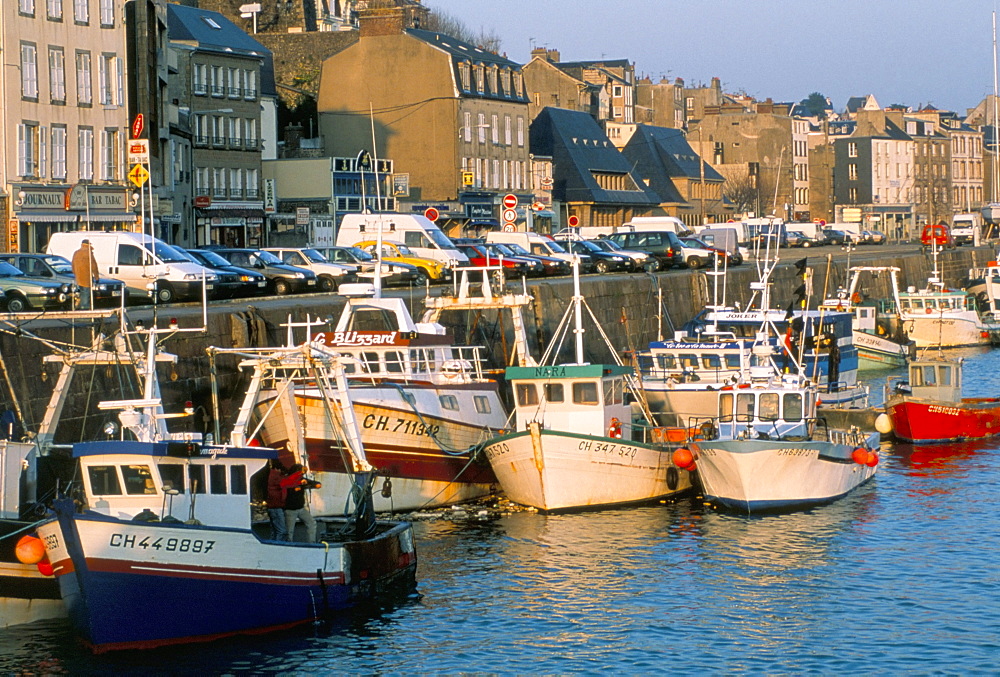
[
  {"xmin": 638, "ymin": 338, "xmax": 749, "ymax": 384},
  {"xmin": 906, "ymin": 358, "xmax": 962, "ymax": 402},
  {"xmin": 716, "ymin": 375, "xmax": 817, "ymax": 440},
  {"xmin": 75, "ymin": 441, "xmax": 275, "ymax": 529},
  {"xmin": 898, "ymin": 290, "xmax": 975, "ymax": 314},
  {"xmin": 506, "ymin": 364, "xmax": 632, "ymax": 438}
]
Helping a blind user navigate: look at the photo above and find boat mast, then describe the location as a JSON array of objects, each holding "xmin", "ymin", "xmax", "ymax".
[
  {"xmin": 572, "ymin": 255, "xmax": 585, "ymax": 364},
  {"xmin": 994, "ymin": 11, "xmax": 999, "ymax": 203}
]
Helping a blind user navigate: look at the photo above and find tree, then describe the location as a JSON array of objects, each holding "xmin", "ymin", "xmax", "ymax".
[
  {"xmin": 799, "ymin": 92, "xmax": 829, "ymax": 119},
  {"xmin": 424, "ymin": 6, "xmax": 503, "ymax": 53},
  {"xmin": 720, "ymin": 167, "xmax": 760, "ymax": 216}
]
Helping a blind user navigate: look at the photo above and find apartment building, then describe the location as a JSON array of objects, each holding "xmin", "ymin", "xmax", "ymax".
[{"xmin": 2, "ymin": 0, "xmax": 134, "ymax": 253}]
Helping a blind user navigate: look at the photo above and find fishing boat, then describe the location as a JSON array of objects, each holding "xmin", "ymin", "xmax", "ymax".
[
  {"xmin": 884, "ymin": 244, "xmax": 1000, "ymax": 348},
  {"xmin": 34, "ymin": 341, "xmax": 416, "ymax": 653},
  {"xmin": 818, "ymin": 266, "xmax": 915, "ymax": 369},
  {"xmin": 884, "ymin": 356, "xmax": 1000, "ymax": 442},
  {"xmin": 241, "ymin": 272, "xmax": 532, "ymax": 512},
  {"xmin": 480, "ymin": 261, "xmax": 695, "ymax": 512},
  {"xmin": 687, "ymin": 344, "xmax": 881, "ymax": 513},
  {"xmin": 966, "ymin": 258, "xmax": 1000, "ymax": 320}
]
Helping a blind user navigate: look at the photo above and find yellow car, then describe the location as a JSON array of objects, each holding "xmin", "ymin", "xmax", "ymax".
[{"xmin": 354, "ymin": 241, "xmax": 450, "ymax": 282}]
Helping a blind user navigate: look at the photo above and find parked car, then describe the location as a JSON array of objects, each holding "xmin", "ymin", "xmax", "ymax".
[
  {"xmin": 484, "ymin": 242, "xmax": 571, "ymax": 277},
  {"xmin": 588, "ymin": 238, "xmax": 649, "ymax": 272},
  {"xmin": 679, "ymin": 237, "xmax": 727, "ymax": 268},
  {"xmin": 0, "ymin": 260, "xmax": 73, "ymax": 312},
  {"xmin": 921, "ymin": 224, "xmax": 955, "ymax": 251},
  {"xmin": 0, "ymin": 253, "xmax": 124, "ymax": 308},
  {"xmin": 212, "ymin": 249, "xmax": 318, "ymax": 295},
  {"xmin": 184, "ymin": 249, "xmax": 268, "ymax": 298},
  {"xmin": 605, "ymin": 230, "xmax": 684, "ymax": 270},
  {"xmin": 454, "ymin": 243, "xmax": 538, "ymax": 277},
  {"xmin": 355, "ymin": 241, "xmax": 451, "ymax": 282},
  {"xmin": 821, "ymin": 228, "xmax": 853, "ymax": 246},
  {"xmin": 860, "ymin": 230, "xmax": 886, "ymax": 245},
  {"xmin": 317, "ymin": 245, "xmax": 422, "ymax": 287},
  {"xmin": 561, "ymin": 240, "xmax": 630, "ymax": 273},
  {"xmin": 784, "ymin": 231, "xmax": 822, "ymax": 248},
  {"xmin": 263, "ymin": 247, "xmax": 359, "ymax": 292}
]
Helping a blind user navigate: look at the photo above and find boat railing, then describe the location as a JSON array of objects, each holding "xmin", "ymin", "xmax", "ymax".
[
  {"xmin": 320, "ymin": 343, "xmax": 490, "ymax": 383},
  {"xmin": 827, "ymin": 425, "xmax": 872, "ymax": 448},
  {"xmin": 633, "ymin": 416, "xmax": 719, "ymax": 445}
]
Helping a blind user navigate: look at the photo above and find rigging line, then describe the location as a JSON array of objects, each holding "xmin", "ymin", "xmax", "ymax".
[
  {"xmin": 411, "ymin": 452, "xmax": 483, "ymax": 513},
  {"xmin": 322, "ymin": 95, "xmax": 460, "ymax": 117},
  {"xmin": 382, "ymin": 380, "xmax": 480, "ymax": 455}
]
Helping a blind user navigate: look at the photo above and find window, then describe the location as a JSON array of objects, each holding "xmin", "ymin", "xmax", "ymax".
[
  {"xmin": 848, "ymin": 142, "xmax": 858, "ymax": 158},
  {"xmin": 230, "ymin": 465, "xmax": 248, "ymax": 495},
  {"xmin": 227, "ymin": 68, "xmax": 240, "ymax": 98},
  {"xmin": 88, "ymin": 466, "xmax": 121, "ymax": 495},
  {"xmin": 246, "ymin": 168, "xmax": 259, "ymax": 198},
  {"xmin": 20, "ymin": 0, "xmax": 35, "ymax": 15},
  {"xmin": 213, "ymin": 168, "xmax": 226, "ymax": 197},
  {"xmin": 78, "ymin": 127, "xmax": 93, "ymax": 180},
  {"xmin": 720, "ymin": 393, "xmax": 733, "ymax": 421},
  {"xmin": 188, "ymin": 465, "xmax": 206, "ymax": 494},
  {"xmin": 504, "ymin": 115, "xmax": 512, "ymax": 145},
  {"xmin": 544, "ymin": 383, "xmax": 564, "ymax": 402},
  {"xmin": 98, "ymin": 0, "xmax": 112, "ymax": 26},
  {"xmin": 49, "ymin": 47, "xmax": 66, "ymax": 102},
  {"xmin": 848, "ymin": 164, "xmax": 857, "ymax": 180},
  {"xmin": 100, "ymin": 128, "xmax": 119, "ymax": 180},
  {"xmin": 76, "ymin": 50, "xmax": 92, "ymax": 105},
  {"xmin": 51, "ymin": 125, "xmax": 67, "ymax": 179},
  {"xmin": 439, "ymin": 394, "xmax": 459, "ymax": 410},
  {"xmin": 517, "ymin": 117, "xmax": 524, "ymax": 147},
  {"xmin": 516, "ymin": 383, "xmax": 538, "ymax": 406},
  {"xmin": 193, "ymin": 63, "xmax": 208, "ymax": 95},
  {"xmin": 228, "ymin": 117, "xmax": 241, "ymax": 146},
  {"xmin": 194, "ymin": 114, "xmax": 208, "ymax": 145},
  {"xmin": 848, "ymin": 187, "xmax": 858, "ymax": 202},
  {"xmin": 736, "ymin": 392, "xmax": 755, "ymax": 421},
  {"xmin": 474, "ymin": 66, "xmax": 484, "ymax": 92},
  {"xmin": 210, "ymin": 465, "xmax": 227, "ymax": 494},
  {"xmin": 572, "ymin": 381, "xmax": 599, "ymax": 405},
  {"xmin": 459, "ymin": 62, "xmax": 470, "ymax": 90},
  {"xmin": 212, "ymin": 115, "xmax": 225, "ymax": 144},
  {"xmin": 478, "ymin": 112, "xmax": 486, "ymax": 143},
  {"xmin": 244, "ymin": 119, "xmax": 257, "ymax": 148},
  {"xmin": 229, "ymin": 168, "xmax": 242, "ymax": 198},
  {"xmin": 243, "ymin": 69, "xmax": 257, "ymax": 99},
  {"xmin": 783, "ymin": 393, "xmax": 803, "ymax": 421},
  {"xmin": 21, "ymin": 43, "xmax": 38, "ymax": 100},
  {"xmin": 98, "ymin": 53, "xmax": 115, "ymax": 104},
  {"xmin": 117, "ymin": 243, "xmax": 147, "ymax": 266},
  {"xmin": 17, "ymin": 123, "xmax": 41, "ymax": 177},
  {"xmin": 122, "ymin": 465, "xmax": 156, "ymax": 495},
  {"xmin": 212, "ymin": 65, "xmax": 224, "ymax": 96},
  {"xmin": 473, "ymin": 395, "xmax": 492, "ymax": 414},
  {"xmin": 758, "ymin": 393, "xmax": 779, "ymax": 421},
  {"xmin": 158, "ymin": 464, "xmax": 185, "ymax": 493},
  {"xmin": 603, "ymin": 378, "xmax": 623, "ymax": 405},
  {"xmin": 491, "ymin": 114, "xmax": 499, "ymax": 144},
  {"xmin": 463, "ymin": 111, "xmax": 471, "ymax": 142},
  {"xmin": 613, "ymin": 85, "xmax": 623, "ymax": 97},
  {"xmin": 73, "ymin": 0, "xmax": 87, "ymax": 23},
  {"xmin": 47, "ymin": 0, "xmax": 62, "ymax": 20}
]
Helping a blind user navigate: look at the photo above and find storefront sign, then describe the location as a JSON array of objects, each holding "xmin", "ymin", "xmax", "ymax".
[
  {"xmin": 393, "ymin": 173, "xmax": 409, "ymax": 197},
  {"xmin": 263, "ymin": 179, "xmax": 276, "ymax": 213},
  {"xmin": 466, "ymin": 204, "xmax": 494, "ymax": 219}
]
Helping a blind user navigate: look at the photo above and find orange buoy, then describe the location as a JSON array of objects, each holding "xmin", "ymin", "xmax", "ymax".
[
  {"xmin": 36, "ymin": 557, "xmax": 54, "ymax": 577},
  {"xmin": 672, "ymin": 447, "xmax": 695, "ymax": 470},
  {"xmin": 982, "ymin": 331, "xmax": 990, "ymax": 339},
  {"xmin": 925, "ymin": 307, "xmax": 933, "ymax": 314},
  {"xmin": 852, "ymin": 448, "xmax": 869, "ymax": 465},
  {"xmin": 15, "ymin": 535, "xmax": 45, "ymax": 565},
  {"xmin": 866, "ymin": 452, "xmax": 879, "ymax": 467}
]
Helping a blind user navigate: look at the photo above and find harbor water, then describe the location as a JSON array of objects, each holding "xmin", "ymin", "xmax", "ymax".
[{"xmin": 1, "ymin": 351, "xmax": 999, "ymax": 674}]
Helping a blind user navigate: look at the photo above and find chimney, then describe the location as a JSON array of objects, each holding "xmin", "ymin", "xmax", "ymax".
[
  {"xmin": 358, "ymin": 7, "xmax": 406, "ymax": 38},
  {"xmin": 531, "ymin": 47, "xmax": 547, "ymax": 60},
  {"xmin": 284, "ymin": 124, "xmax": 303, "ymax": 151},
  {"xmin": 711, "ymin": 76, "xmax": 721, "ymax": 91},
  {"xmin": 546, "ymin": 49, "xmax": 560, "ymax": 63}
]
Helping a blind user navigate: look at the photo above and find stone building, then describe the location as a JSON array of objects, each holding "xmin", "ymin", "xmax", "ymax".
[
  {"xmin": 522, "ymin": 49, "xmax": 604, "ymax": 122},
  {"xmin": 2, "ymin": 0, "xmax": 135, "ymax": 253},
  {"xmin": 316, "ymin": 8, "xmax": 531, "ymax": 233},
  {"xmin": 635, "ymin": 77, "xmax": 686, "ymax": 130}
]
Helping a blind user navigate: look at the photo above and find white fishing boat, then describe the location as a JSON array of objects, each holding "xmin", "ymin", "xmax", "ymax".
[
  {"xmin": 240, "ymin": 272, "xmax": 533, "ymax": 512},
  {"xmin": 885, "ymin": 245, "xmax": 1000, "ymax": 348},
  {"xmin": 818, "ymin": 266, "xmax": 915, "ymax": 369},
  {"xmin": 481, "ymin": 261, "xmax": 695, "ymax": 512}
]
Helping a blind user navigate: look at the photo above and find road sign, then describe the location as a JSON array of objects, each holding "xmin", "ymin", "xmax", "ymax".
[
  {"xmin": 296, "ymin": 207, "xmax": 310, "ymax": 226},
  {"xmin": 842, "ymin": 208, "xmax": 863, "ymax": 223},
  {"xmin": 502, "ymin": 208, "xmax": 517, "ymax": 224},
  {"xmin": 128, "ymin": 164, "xmax": 149, "ymax": 187},
  {"xmin": 127, "ymin": 139, "xmax": 149, "ymax": 165},
  {"xmin": 424, "ymin": 207, "xmax": 440, "ymax": 222},
  {"xmin": 462, "ymin": 171, "xmax": 475, "ymax": 186},
  {"xmin": 502, "ymin": 193, "xmax": 518, "ymax": 209},
  {"xmin": 567, "ymin": 215, "xmax": 580, "ymax": 227},
  {"xmin": 502, "ymin": 223, "xmax": 515, "ymax": 232},
  {"xmin": 131, "ymin": 114, "xmax": 144, "ymax": 139}
]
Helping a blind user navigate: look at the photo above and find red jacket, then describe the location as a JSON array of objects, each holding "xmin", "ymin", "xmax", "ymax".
[
  {"xmin": 280, "ymin": 470, "xmax": 307, "ymax": 510},
  {"xmin": 267, "ymin": 468, "xmax": 286, "ymax": 508}
]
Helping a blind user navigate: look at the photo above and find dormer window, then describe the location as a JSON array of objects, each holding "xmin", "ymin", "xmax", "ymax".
[
  {"xmin": 488, "ymin": 66, "xmax": 498, "ymax": 94},
  {"xmin": 500, "ymin": 69, "xmax": 511, "ymax": 95},
  {"xmin": 474, "ymin": 65, "xmax": 484, "ymax": 93},
  {"xmin": 512, "ymin": 71, "xmax": 522, "ymax": 95},
  {"xmin": 458, "ymin": 62, "xmax": 471, "ymax": 91}
]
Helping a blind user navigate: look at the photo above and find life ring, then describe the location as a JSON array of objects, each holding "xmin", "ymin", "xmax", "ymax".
[
  {"xmin": 608, "ymin": 417, "xmax": 623, "ymax": 439},
  {"xmin": 851, "ymin": 292, "xmax": 862, "ymax": 304}
]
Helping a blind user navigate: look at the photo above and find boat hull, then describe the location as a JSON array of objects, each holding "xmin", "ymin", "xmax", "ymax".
[
  {"xmin": 853, "ymin": 330, "xmax": 910, "ymax": 369},
  {"xmin": 886, "ymin": 397, "xmax": 1000, "ymax": 442},
  {"xmin": 482, "ymin": 426, "xmax": 693, "ymax": 511},
  {"xmin": 689, "ymin": 437, "xmax": 878, "ymax": 512},
  {"xmin": 37, "ymin": 507, "xmax": 416, "ymax": 652},
  {"xmin": 257, "ymin": 384, "xmax": 505, "ymax": 511},
  {"xmin": 897, "ymin": 314, "xmax": 993, "ymax": 348},
  {"xmin": 0, "ymin": 519, "xmax": 64, "ymax": 628}
]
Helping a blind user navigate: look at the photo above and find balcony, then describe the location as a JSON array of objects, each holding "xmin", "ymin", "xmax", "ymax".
[
  {"xmin": 210, "ymin": 85, "xmax": 225, "ymax": 97},
  {"xmin": 246, "ymin": 188, "xmax": 259, "ymax": 198},
  {"xmin": 227, "ymin": 87, "xmax": 241, "ymax": 99},
  {"xmin": 244, "ymin": 138, "xmax": 258, "ymax": 150},
  {"xmin": 193, "ymin": 85, "xmax": 208, "ymax": 96},
  {"xmin": 194, "ymin": 135, "xmax": 209, "ymax": 146},
  {"xmin": 243, "ymin": 89, "xmax": 257, "ymax": 100}
]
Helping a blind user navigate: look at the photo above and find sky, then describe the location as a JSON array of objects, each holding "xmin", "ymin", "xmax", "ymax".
[{"xmin": 425, "ymin": 0, "xmax": 999, "ymax": 114}]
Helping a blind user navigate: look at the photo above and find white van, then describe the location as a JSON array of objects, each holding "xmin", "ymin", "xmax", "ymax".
[
  {"xmin": 621, "ymin": 216, "xmax": 692, "ymax": 235},
  {"xmin": 336, "ymin": 213, "xmax": 468, "ymax": 267},
  {"xmin": 46, "ymin": 231, "xmax": 217, "ymax": 303},
  {"xmin": 485, "ymin": 231, "xmax": 574, "ymax": 263}
]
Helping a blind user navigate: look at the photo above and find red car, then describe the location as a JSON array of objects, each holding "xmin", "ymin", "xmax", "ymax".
[
  {"xmin": 920, "ymin": 224, "xmax": 954, "ymax": 251},
  {"xmin": 455, "ymin": 243, "xmax": 537, "ymax": 276}
]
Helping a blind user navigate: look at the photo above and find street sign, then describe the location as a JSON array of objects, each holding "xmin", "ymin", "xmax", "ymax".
[
  {"xmin": 131, "ymin": 114, "xmax": 144, "ymax": 139},
  {"xmin": 842, "ymin": 208, "xmax": 863, "ymax": 223},
  {"xmin": 567, "ymin": 215, "xmax": 580, "ymax": 227},
  {"xmin": 127, "ymin": 139, "xmax": 149, "ymax": 165},
  {"xmin": 462, "ymin": 171, "xmax": 475, "ymax": 186},
  {"xmin": 127, "ymin": 164, "xmax": 149, "ymax": 187},
  {"xmin": 296, "ymin": 207, "xmax": 310, "ymax": 226},
  {"xmin": 502, "ymin": 223, "xmax": 515, "ymax": 232},
  {"xmin": 424, "ymin": 207, "xmax": 440, "ymax": 222},
  {"xmin": 502, "ymin": 193, "xmax": 518, "ymax": 209},
  {"xmin": 502, "ymin": 208, "xmax": 517, "ymax": 223}
]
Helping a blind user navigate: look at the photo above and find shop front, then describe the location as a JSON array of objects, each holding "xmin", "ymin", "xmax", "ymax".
[
  {"xmin": 195, "ymin": 199, "xmax": 265, "ymax": 248},
  {"xmin": 10, "ymin": 184, "xmax": 137, "ymax": 253}
]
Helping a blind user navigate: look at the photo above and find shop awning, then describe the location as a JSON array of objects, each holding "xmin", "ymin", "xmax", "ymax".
[
  {"xmin": 84, "ymin": 213, "xmax": 139, "ymax": 223},
  {"xmin": 13, "ymin": 212, "xmax": 75, "ymax": 223}
]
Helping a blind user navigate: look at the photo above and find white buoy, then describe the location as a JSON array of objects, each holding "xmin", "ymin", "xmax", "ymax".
[{"xmin": 875, "ymin": 413, "xmax": 893, "ymax": 434}]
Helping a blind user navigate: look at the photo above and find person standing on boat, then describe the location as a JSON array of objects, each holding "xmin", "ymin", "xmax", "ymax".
[
  {"xmin": 266, "ymin": 459, "xmax": 288, "ymax": 541},
  {"xmin": 71, "ymin": 239, "xmax": 99, "ymax": 310},
  {"xmin": 281, "ymin": 463, "xmax": 318, "ymax": 542}
]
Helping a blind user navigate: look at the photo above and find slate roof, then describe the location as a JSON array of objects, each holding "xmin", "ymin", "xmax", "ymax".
[
  {"xmin": 529, "ymin": 108, "xmax": 659, "ymax": 206},
  {"xmin": 167, "ymin": 3, "xmax": 275, "ymax": 97},
  {"xmin": 621, "ymin": 125, "xmax": 723, "ymax": 204},
  {"xmin": 406, "ymin": 28, "xmax": 528, "ymax": 102}
]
